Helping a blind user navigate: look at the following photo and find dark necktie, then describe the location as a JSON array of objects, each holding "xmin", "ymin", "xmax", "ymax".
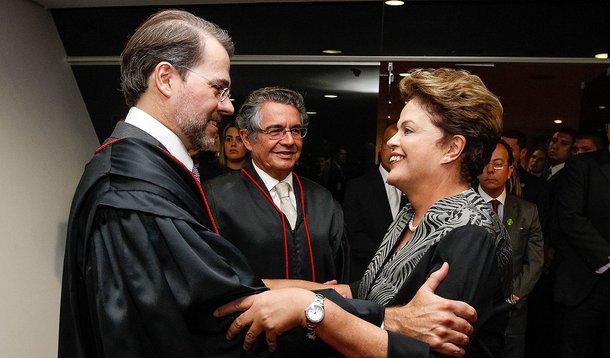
[{"xmin": 491, "ymin": 199, "xmax": 500, "ymax": 214}]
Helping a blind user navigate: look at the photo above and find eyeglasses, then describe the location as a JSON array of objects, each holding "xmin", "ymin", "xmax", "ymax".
[
  {"xmin": 180, "ymin": 66, "xmax": 231, "ymax": 102},
  {"xmin": 258, "ymin": 127, "xmax": 308, "ymax": 140},
  {"xmin": 486, "ymin": 161, "xmax": 510, "ymax": 171}
]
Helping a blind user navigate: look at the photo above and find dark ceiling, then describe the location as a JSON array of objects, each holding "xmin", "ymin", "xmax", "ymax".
[{"xmin": 50, "ymin": 1, "xmax": 610, "ymax": 164}]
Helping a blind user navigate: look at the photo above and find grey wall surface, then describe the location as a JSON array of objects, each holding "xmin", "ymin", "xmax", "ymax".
[{"xmin": 0, "ymin": 0, "xmax": 98, "ymax": 356}]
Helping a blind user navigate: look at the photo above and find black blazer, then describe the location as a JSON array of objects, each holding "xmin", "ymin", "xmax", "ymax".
[
  {"xmin": 343, "ymin": 167, "xmax": 394, "ymax": 281},
  {"xmin": 554, "ymin": 150, "xmax": 610, "ymax": 305}
]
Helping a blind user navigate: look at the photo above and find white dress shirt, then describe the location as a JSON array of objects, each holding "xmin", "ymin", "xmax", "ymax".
[
  {"xmin": 379, "ymin": 165, "xmax": 402, "ymax": 219},
  {"xmin": 477, "ymin": 185, "xmax": 507, "ymax": 220},
  {"xmin": 548, "ymin": 162, "xmax": 565, "ymax": 179},
  {"xmin": 125, "ymin": 107, "xmax": 194, "ymax": 171},
  {"xmin": 251, "ymin": 161, "xmax": 297, "ymax": 214}
]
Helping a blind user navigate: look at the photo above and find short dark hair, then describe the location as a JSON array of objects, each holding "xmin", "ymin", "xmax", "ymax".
[
  {"xmin": 121, "ymin": 9, "xmax": 234, "ymax": 107},
  {"xmin": 555, "ymin": 127, "xmax": 578, "ymax": 145},
  {"xmin": 399, "ymin": 68, "xmax": 503, "ymax": 183},
  {"xmin": 236, "ymin": 86, "xmax": 308, "ymax": 141},
  {"xmin": 575, "ymin": 132, "xmax": 604, "ymax": 150},
  {"xmin": 502, "ymin": 130, "xmax": 527, "ymax": 150}
]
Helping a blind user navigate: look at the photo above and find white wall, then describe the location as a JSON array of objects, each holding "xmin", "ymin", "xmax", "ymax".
[{"xmin": 0, "ymin": 0, "xmax": 99, "ymax": 357}]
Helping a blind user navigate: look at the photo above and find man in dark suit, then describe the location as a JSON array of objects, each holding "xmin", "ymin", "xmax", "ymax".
[
  {"xmin": 343, "ymin": 123, "xmax": 402, "ymax": 281},
  {"xmin": 203, "ymin": 87, "xmax": 348, "ymax": 283},
  {"xmin": 526, "ymin": 127, "xmax": 576, "ymax": 358},
  {"xmin": 553, "ymin": 119, "xmax": 610, "ymax": 358},
  {"xmin": 502, "ymin": 130, "xmax": 544, "ymax": 204},
  {"xmin": 477, "ymin": 140, "xmax": 544, "ymax": 358}
]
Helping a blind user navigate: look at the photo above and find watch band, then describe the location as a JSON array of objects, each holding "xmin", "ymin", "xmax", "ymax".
[{"xmin": 305, "ymin": 293, "xmax": 325, "ymax": 340}]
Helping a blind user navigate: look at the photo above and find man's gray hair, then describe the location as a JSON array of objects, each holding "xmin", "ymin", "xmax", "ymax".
[
  {"xmin": 236, "ymin": 87, "xmax": 309, "ymax": 140},
  {"xmin": 121, "ymin": 9, "xmax": 234, "ymax": 107}
]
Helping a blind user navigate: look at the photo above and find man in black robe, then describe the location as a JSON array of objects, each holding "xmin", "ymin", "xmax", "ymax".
[
  {"xmin": 203, "ymin": 87, "xmax": 347, "ymax": 283},
  {"xmin": 59, "ymin": 9, "xmax": 477, "ymax": 358}
]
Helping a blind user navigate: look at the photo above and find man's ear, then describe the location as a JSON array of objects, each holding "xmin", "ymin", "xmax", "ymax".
[
  {"xmin": 240, "ymin": 129, "xmax": 254, "ymax": 151},
  {"xmin": 154, "ymin": 61, "xmax": 179, "ymax": 98},
  {"xmin": 443, "ymin": 135, "xmax": 466, "ymax": 163}
]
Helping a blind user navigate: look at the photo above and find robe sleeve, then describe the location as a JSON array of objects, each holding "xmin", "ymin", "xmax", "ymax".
[
  {"xmin": 330, "ymin": 199, "xmax": 352, "ymax": 283},
  {"xmin": 85, "ymin": 206, "xmax": 266, "ymax": 358},
  {"xmin": 426, "ymin": 225, "xmax": 509, "ymax": 357}
]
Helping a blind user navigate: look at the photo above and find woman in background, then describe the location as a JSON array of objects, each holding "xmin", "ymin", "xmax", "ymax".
[{"xmin": 219, "ymin": 122, "xmax": 249, "ymax": 171}]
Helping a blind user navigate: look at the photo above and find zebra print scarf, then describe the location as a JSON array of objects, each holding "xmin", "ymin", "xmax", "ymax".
[{"xmin": 357, "ymin": 188, "xmax": 510, "ymax": 305}]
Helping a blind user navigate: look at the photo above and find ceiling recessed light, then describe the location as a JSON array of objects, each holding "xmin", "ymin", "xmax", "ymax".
[
  {"xmin": 554, "ymin": 119, "xmax": 563, "ymax": 124},
  {"xmin": 324, "ymin": 94, "xmax": 338, "ymax": 99},
  {"xmin": 399, "ymin": 73, "xmax": 409, "ymax": 77},
  {"xmin": 322, "ymin": 49, "xmax": 342, "ymax": 54},
  {"xmin": 388, "ymin": 101, "xmax": 392, "ymax": 104},
  {"xmin": 595, "ymin": 53, "xmax": 608, "ymax": 59},
  {"xmin": 599, "ymin": 105, "xmax": 606, "ymax": 110},
  {"xmin": 306, "ymin": 111, "xmax": 317, "ymax": 115},
  {"xmin": 385, "ymin": 0, "xmax": 405, "ymax": 6},
  {"xmin": 229, "ymin": 98, "xmax": 235, "ymax": 102}
]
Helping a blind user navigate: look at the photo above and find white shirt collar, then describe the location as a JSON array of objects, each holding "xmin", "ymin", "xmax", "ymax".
[
  {"xmin": 379, "ymin": 164, "xmax": 389, "ymax": 183},
  {"xmin": 251, "ymin": 160, "xmax": 293, "ymax": 192},
  {"xmin": 124, "ymin": 107, "xmax": 193, "ymax": 170},
  {"xmin": 477, "ymin": 184, "xmax": 507, "ymax": 205},
  {"xmin": 549, "ymin": 162, "xmax": 565, "ymax": 178}
]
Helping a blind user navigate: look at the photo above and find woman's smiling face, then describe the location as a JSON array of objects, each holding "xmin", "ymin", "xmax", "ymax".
[{"xmin": 386, "ymin": 97, "xmax": 446, "ymax": 192}]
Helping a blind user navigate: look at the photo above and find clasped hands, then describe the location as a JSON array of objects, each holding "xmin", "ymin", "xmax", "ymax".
[{"xmin": 214, "ymin": 262, "xmax": 476, "ymax": 357}]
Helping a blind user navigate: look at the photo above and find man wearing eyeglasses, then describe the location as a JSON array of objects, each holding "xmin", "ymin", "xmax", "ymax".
[
  {"xmin": 203, "ymin": 86, "xmax": 349, "ymax": 284},
  {"xmin": 477, "ymin": 140, "xmax": 544, "ymax": 358}
]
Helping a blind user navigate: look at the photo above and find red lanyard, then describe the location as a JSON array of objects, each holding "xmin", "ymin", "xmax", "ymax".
[{"xmin": 241, "ymin": 169, "xmax": 316, "ymax": 281}]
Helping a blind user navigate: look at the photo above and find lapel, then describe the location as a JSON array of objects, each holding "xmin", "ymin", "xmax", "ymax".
[
  {"xmin": 503, "ymin": 194, "xmax": 521, "ymax": 242},
  {"xmin": 242, "ymin": 162, "xmax": 303, "ymax": 218}
]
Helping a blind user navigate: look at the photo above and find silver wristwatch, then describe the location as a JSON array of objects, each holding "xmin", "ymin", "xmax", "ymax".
[{"xmin": 304, "ymin": 293, "xmax": 325, "ymax": 340}]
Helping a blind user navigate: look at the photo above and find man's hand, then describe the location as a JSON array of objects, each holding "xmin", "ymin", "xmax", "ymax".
[
  {"xmin": 384, "ymin": 263, "xmax": 477, "ymax": 357},
  {"xmin": 322, "ymin": 280, "xmax": 352, "ymax": 298},
  {"xmin": 214, "ymin": 288, "xmax": 314, "ymax": 352}
]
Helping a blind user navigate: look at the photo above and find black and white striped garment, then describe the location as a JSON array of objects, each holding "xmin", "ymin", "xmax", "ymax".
[{"xmin": 357, "ymin": 188, "xmax": 511, "ymax": 305}]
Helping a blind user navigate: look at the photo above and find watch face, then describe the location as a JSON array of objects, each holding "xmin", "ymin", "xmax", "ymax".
[{"xmin": 307, "ymin": 304, "xmax": 324, "ymax": 323}]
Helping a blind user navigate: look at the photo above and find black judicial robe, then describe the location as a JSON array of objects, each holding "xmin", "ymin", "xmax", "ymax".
[
  {"xmin": 58, "ymin": 135, "xmax": 271, "ymax": 358},
  {"xmin": 203, "ymin": 162, "xmax": 348, "ymax": 283},
  {"xmin": 58, "ymin": 124, "xmax": 429, "ymax": 357}
]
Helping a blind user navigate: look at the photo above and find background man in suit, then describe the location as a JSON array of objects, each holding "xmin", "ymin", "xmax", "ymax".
[
  {"xmin": 501, "ymin": 130, "xmax": 544, "ymax": 203},
  {"xmin": 477, "ymin": 140, "xmax": 544, "ymax": 358},
  {"xmin": 526, "ymin": 126, "xmax": 576, "ymax": 358},
  {"xmin": 343, "ymin": 123, "xmax": 402, "ymax": 281},
  {"xmin": 553, "ymin": 119, "xmax": 610, "ymax": 358},
  {"xmin": 572, "ymin": 132, "xmax": 603, "ymax": 155}
]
